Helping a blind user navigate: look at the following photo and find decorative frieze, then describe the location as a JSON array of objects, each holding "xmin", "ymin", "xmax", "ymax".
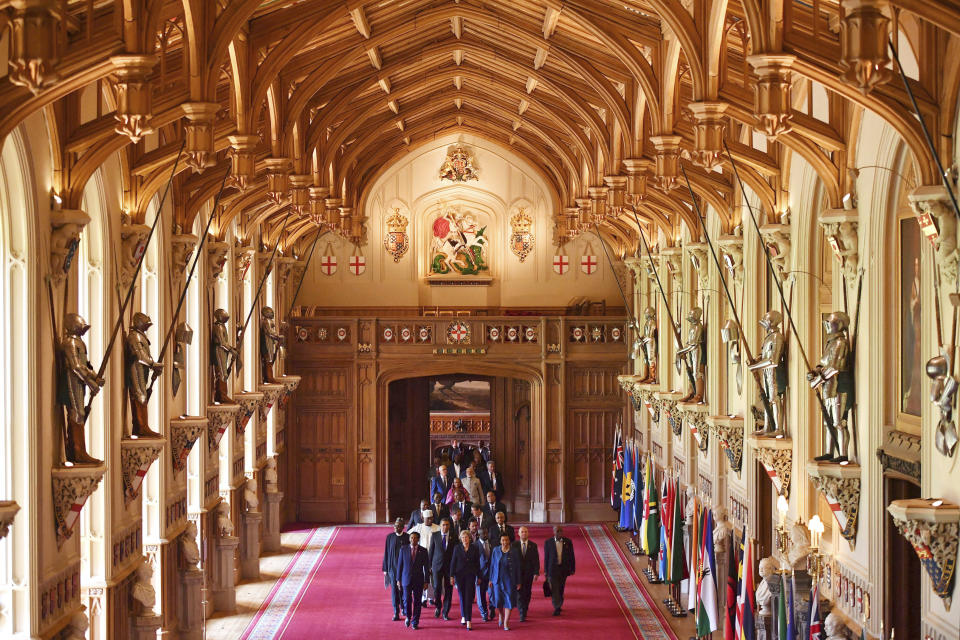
[
  {"xmin": 207, "ymin": 403, "xmax": 241, "ymax": 453},
  {"xmin": 233, "ymin": 391, "xmax": 263, "ymax": 436},
  {"xmin": 0, "ymin": 500, "xmax": 20, "ymax": 540},
  {"xmin": 49, "ymin": 209, "xmax": 90, "ymax": 286},
  {"xmin": 119, "ymin": 222, "xmax": 151, "ymax": 290},
  {"xmin": 887, "ymin": 498, "xmax": 959, "ymax": 611},
  {"xmin": 708, "ymin": 414, "xmax": 744, "ymax": 472},
  {"xmin": 818, "ymin": 208, "xmax": 859, "ymax": 284},
  {"xmin": 52, "ymin": 465, "xmax": 105, "ymax": 547},
  {"xmin": 121, "ymin": 437, "xmax": 165, "ymax": 502},
  {"xmin": 170, "ymin": 416, "xmax": 207, "ymax": 473},
  {"xmin": 750, "ymin": 434, "xmax": 792, "ymax": 497},
  {"xmin": 806, "ymin": 461, "xmax": 861, "ymax": 549},
  {"xmin": 909, "ymin": 185, "xmax": 958, "ymax": 284}
]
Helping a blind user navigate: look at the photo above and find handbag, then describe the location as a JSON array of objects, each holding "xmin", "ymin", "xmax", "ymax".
[{"xmin": 542, "ymin": 580, "xmax": 552, "ymax": 597}]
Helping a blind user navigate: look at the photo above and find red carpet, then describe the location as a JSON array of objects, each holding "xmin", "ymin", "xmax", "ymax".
[{"xmin": 241, "ymin": 524, "xmax": 677, "ymax": 639}]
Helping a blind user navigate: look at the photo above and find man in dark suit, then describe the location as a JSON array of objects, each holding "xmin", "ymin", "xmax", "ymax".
[
  {"xmin": 481, "ymin": 491, "xmax": 506, "ymax": 523},
  {"xmin": 383, "ymin": 518, "xmax": 410, "ymax": 621},
  {"xmin": 407, "ymin": 499, "xmax": 430, "ymax": 531},
  {"xmin": 514, "ymin": 526, "xmax": 540, "ymax": 621},
  {"xmin": 489, "ymin": 511, "xmax": 515, "ymax": 545},
  {"xmin": 430, "ymin": 464, "xmax": 454, "ymax": 500},
  {"xmin": 449, "ymin": 506, "xmax": 469, "ymax": 537},
  {"xmin": 474, "ymin": 526, "xmax": 494, "ymax": 621},
  {"xmin": 443, "ymin": 438, "xmax": 468, "ymax": 464},
  {"xmin": 477, "ymin": 440, "xmax": 491, "ymax": 462},
  {"xmin": 480, "ymin": 460, "xmax": 505, "ymax": 501},
  {"xmin": 452, "ymin": 492, "xmax": 472, "ymax": 521},
  {"xmin": 429, "ymin": 492, "xmax": 448, "ymax": 522},
  {"xmin": 428, "ymin": 517, "xmax": 456, "ymax": 620},
  {"xmin": 469, "ymin": 504, "xmax": 492, "ymax": 533},
  {"xmin": 543, "ymin": 525, "xmax": 576, "ymax": 616},
  {"xmin": 396, "ymin": 531, "xmax": 430, "ymax": 629}
]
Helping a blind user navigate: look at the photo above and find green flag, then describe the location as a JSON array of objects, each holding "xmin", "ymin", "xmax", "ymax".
[
  {"xmin": 668, "ymin": 483, "xmax": 684, "ymax": 584},
  {"xmin": 777, "ymin": 576, "xmax": 787, "ymax": 639},
  {"xmin": 645, "ymin": 466, "xmax": 660, "ymax": 556}
]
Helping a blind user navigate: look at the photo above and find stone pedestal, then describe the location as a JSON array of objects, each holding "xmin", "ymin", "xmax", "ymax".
[
  {"xmin": 240, "ymin": 510, "xmax": 263, "ymax": 579},
  {"xmin": 263, "ymin": 491, "xmax": 284, "ymax": 552},
  {"xmin": 131, "ymin": 614, "xmax": 162, "ymax": 640},
  {"xmin": 179, "ymin": 568, "xmax": 204, "ymax": 639},
  {"xmin": 210, "ymin": 535, "xmax": 239, "ymax": 613}
]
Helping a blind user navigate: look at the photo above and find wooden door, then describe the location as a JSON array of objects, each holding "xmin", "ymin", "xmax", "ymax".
[
  {"xmin": 387, "ymin": 378, "xmax": 430, "ymax": 521},
  {"xmin": 884, "ymin": 475, "xmax": 921, "ymax": 638}
]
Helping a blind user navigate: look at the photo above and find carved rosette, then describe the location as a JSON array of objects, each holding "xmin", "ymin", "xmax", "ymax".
[
  {"xmin": 170, "ymin": 233, "xmax": 198, "ymax": 286},
  {"xmin": 655, "ymin": 391, "xmax": 683, "ymax": 436},
  {"xmin": 887, "ymin": 499, "xmax": 959, "ymax": 611},
  {"xmin": 278, "ymin": 375, "xmax": 301, "ymax": 409},
  {"xmin": 707, "ymin": 415, "xmax": 744, "ymax": 472},
  {"xmin": 750, "ymin": 434, "xmax": 793, "ymax": 497},
  {"xmin": 228, "ymin": 134, "xmax": 260, "ymax": 191},
  {"xmin": 263, "ymin": 157, "xmax": 292, "ymax": 205},
  {"xmin": 717, "ymin": 234, "xmax": 744, "ymax": 287},
  {"xmin": 111, "ymin": 54, "xmax": 158, "ymax": 142},
  {"xmin": 8, "ymin": 0, "xmax": 60, "ymax": 94},
  {"xmin": 233, "ymin": 391, "xmax": 263, "ymax": 436},
  {"xmin": 258, "ymin": 383, "xmax": 285, "ymax": 422},
  {"xmin": 52, "ymin": 465, "xmax": 106, "ymax": 547},
  {"xmin": 818, "ymin": 209, "xmax": 860, "ymax": 284},
  {"xmin": 182, "ymin": 102, "xmax": 221, "ymax": 173},
  {"xmin": 0, "ymin": 500, "xmax": 21, "ymax": 540},
  {"xmin": 206, "ymin": 404, "xmax": 241, "ymax": 454},
  {"xmin": 650, "ymin": 135, "xmax": 682, "ymax": 192},
  {"xmin": 49, "ymin": 209, "xmax": 91, "ymax": 287},
  {"xmin": 678, "ymin": 402, "xmax": 710, "ymax": 453},
  {"xmin": 119, "ymin": 223, "xmax": 151, "ymax": 290},
  {"xmin": 746, "ymin": 54, "xmax": 795, "ymax": 138},
  {"xmin": 806, "ymin": 461, "xmax": 861, "ymax": 549},
  {"xmin": 121, "ymin": 437, "xmax": 165, "ymax": 502},
  {"xmin": 687, "ymin": 102, "xmax": 728, "ymax": 170},
  {"xmin": 206, "ymin": 241, "xmax": 230, "ymax": 287},
  {"xmin": 909, "ymin": 186, "xmax": 958, "ymax": 285},
  {"xmin": 759, "ymin": 223, "xmax": 792, "ymax": 278},
  {"xmin": 170, "ymin": 416, "xmax": 208, "ymax": 473}
]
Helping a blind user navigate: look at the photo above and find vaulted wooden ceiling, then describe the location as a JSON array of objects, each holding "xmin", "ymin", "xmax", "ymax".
[{"xmin": 3, "ymin": 0, "xmax": 957, "ymax": 253}]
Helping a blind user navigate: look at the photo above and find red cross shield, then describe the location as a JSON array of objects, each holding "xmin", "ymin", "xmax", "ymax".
[
  {"xmin": 553, "ymin": 254, "xmax": 569, "ymax": 275},
  {"xmin": 580, "ymin": 254, "xmax": 598, "ymax": 275},
  {"xmin": 349, "ymin": 255, "xmax": 366, "ymax": 275},
  {"xmin": 320, "ymin": 255, "xmax": 337, "ymax": 276}
]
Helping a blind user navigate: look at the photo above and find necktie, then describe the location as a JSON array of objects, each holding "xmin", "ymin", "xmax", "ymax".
[
  {"xmin": 522, "ymin": 542, "xmax": 527, "ymax": 556},
  {"xmin": 443, "ymin": 534, "xmax": 447, "ymax": 549}
]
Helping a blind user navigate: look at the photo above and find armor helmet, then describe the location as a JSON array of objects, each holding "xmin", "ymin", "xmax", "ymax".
[
  {"xmin": 213, "ymin": 308, "xmax": 230, "ymax": 324},
  {"xmin": 64, "ymin": 313, "xmax": 90, "ymax": 336},
  {"xmin": 175, "ymin": 322, "xmax": 194, "ymax": 345},
  {"xmin": 262, "ymin": 306, "xmax": 275, "ymax": 319},
  {"xmin": 687, "ymin": 307, "xmax": 703, "ymax": 323},
  {"xmin": 643, "ymin": 306, "xmax": 655, "ymax": 319},
  {"xmin": 131, "ymin": 312, "xmax": 152, "ymax": 331},
  {"xmin": 721, "ymin": 319, "xmax": 739, "ymax": 343},
  {"xmin": 759, "ymin": 310, "xmax": 783, "ymax": 331},
  {"xmin": 927, "ymin": 355, "xmax": 949, "ymax": 380},
  {"xmin": 822, "ymin": 311, "xmax": 850, "ymax": 335}
]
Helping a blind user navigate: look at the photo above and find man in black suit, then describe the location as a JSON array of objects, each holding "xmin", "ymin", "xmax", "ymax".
[
  {"xmin": 489, "ymin": 511, "xmax": 515, "ymax": 545},
  {"xmin": 407, "ymin": 499, "xmax": 430, "ymax": 531},
  {"xmin": 428, "ymin": 517, "xmax": 456, "ymax": 620},
  {"xmin": 396, "ymin": 531, "xmax": 430, "ymax": 629},
  {"xmin": 477, "ymin": 440, "xmax": 491, "ymax": 462},
  {"xmin": 543, "ymin": 525, "xmax": 576, "ymax": 616},
  {"xmin": 474, "ymin": 525, "xmax": 494, "ymax": 621},
  {"xmin": 443, "ymin": 438, "xmax": 468, "ymax": 464},
  {"xmin": 480, "ymin": 460, "xmax": 505, "ymax": 501},
  {"xmin": 429, "ymin": 492, "xmax": 448, "ymax": 522},
  {"xmin": 430, "ymin": 464, "xmax": 454, "ymax": 501},
  {"xmin": 383, "ymin": 518, "xmax": 410, "ymax": 621},
  {"xmin": 481, "ymin": 491, "xmax": 506, "ymax": 523},
  {"xmin": 449, "ymin": 506, "xmax": 469, "ymax": 536},
  {"xmin": 469, "ymin": 504, "xmax": 491, "ymax": 533},
  {"xmin": 514, "ymin": 526, "xmax": 540, "ymax": 621},
  {"xmin": 451, "ymin": 492, "xmax": 472, "ymax": 521}
]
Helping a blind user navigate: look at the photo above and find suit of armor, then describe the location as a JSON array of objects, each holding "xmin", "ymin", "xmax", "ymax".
[
  {"xmin": 808, "ymin": 312, "xmax": 852, "ymax": 462},
  {"xmin": 125, "ymin": 312, "xmax": 163, "ymax": 438},
  {"xmin": 676, "ymin": 307, "xmax": 705, "ymax": 402},
  {"xmin": 211, "ymin": 308, "xmax": 239, "ymax": 404},
  {"xmin": 259, "ymin": 306, "xmax": 282, "ymax": 383},
  {"xmin": 172, "ymin": 322, "xmax": 193, "ymax": 397},
  {"xmin": 748, "ymin": 311, "xmax": 787, "ymax": 436},
  {"xmin": 640, "ymin": 307, "xmax": 658, "ymax": 383},
  {"xmin": 926, "ymin": 354, "xmax": 959, "ymax": 457},
  {"xmin": 58, "ymin": 313, "xmax": 103, "ymax": 465}
]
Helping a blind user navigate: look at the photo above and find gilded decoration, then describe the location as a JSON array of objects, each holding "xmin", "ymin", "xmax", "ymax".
[
  {"xmin": 383, "ymin": 208, "xmax": 409, "ymax": 262},
  {"xmin": 509, "ymin": 208, "xmax": 535, "ymax": 262},
  {"xmin": 887, "ymin": 499, "xmax": 959, "ymax": 611},
  {"xmin": 438, "ymin": 145, "xmax": 479, "ymax": 182},
  {"xmin": 428, "ymin": 207, "xmax": 489, "ymax": 278}
]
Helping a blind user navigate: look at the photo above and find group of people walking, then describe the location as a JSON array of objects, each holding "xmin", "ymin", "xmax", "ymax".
[{"xmin": 382, "ymin": 441, "xmax": 576, "ymax": 631}]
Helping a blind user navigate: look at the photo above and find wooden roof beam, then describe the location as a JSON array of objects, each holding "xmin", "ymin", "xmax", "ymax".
[
  {"xmin": 349, "ymin": 6, "xmax": 371, "ymax": 39},
  {"xmin": 543, "ymin": 5, "xmax": 561, "ymax": 39},
  {"xmin": 451, "ymin": 16, "xmax": 462, "ymax": 39}
]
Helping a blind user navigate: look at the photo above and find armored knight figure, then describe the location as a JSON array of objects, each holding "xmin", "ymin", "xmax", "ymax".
[
  {"xmin": 259, "ymin": 306, "xmax": 283, "ymax": 383},
  {"xmin": 125, "ymin": 312, "xmax": 164, "ymax": 438},
  {"xmin": 721, "ymin": 319, "xmax": 742, "ymax": 394},
  {"xmin": 926, "ymin": 354, "xmax": 959, "ymax": 457},
  {"xmin": 640, "ymin": 306, "xmax": 658, "ymax": 383},
  {"xmin": 676, "ymin": 307, "xmax": 706, "ymax": 403},
  {"xmin": 748, "ymin": 311, "xmax": 788, "ymax": 436},
  {"xmin": 172, "ymin": 322, "xmax": 193, "ymax": 397},
  {"xmin": 211, "ymin": 308, "xmax": 240, "ymax": 404},
  {"xmin": 57, "ymin": 313, "xmax": 104, "ymax": 465},
  {"xmin": 807, "ymin": 311, "xmax": 853, "ymax": 463}
]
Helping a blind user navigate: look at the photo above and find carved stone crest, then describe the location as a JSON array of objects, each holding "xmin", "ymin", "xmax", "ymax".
[
  {"xmin": 206, "ymin": 241, "xmax": 230, "ymax": 287},
  {"xmin": 119, "ymin": 222, "xmax": 151, "ymax": 290},
  {"xmin": 52, "ymin": 466, "xmax": 106, "ymax": 547},
  {"xmin": 206, "ymin": 404, "xmax": 241, "ymax": 454},
  {"xmin": 751, "ymin": 434, "xmax": 793, "ymax": 497},
  {"xmin": 121, "ymin": 437, "xmax": 164, "ymax": 501},
  {"xmin": 438, "ymin": 145, "xmax": 479, "ymax": 182},
  {"xmin": 510, "ymin": 208, "xmax": 535, "ymax": 262},
  {"xmin": 807, "ymin": 461, "xmax": 861, "ymax": 548},
  {"xmin": 887, "ymin": 499, "xmax": 959, "ymax": 611},
  {"xmin": 170, "ymin": 233, "xmax": 198, "ymax": 285},
  {"xmin": 170, "ymin": 416, "xmax": 207, "ymax": 473}
]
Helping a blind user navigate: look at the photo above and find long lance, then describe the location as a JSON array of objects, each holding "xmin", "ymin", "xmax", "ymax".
[
  {"xmin": 232, "ymin": 212, "xmax": 292, "ymax": 374},
  {"xmin": 722, "ymin": 140, "xmax": 839, "ymax": 449},
  {"xmin": 285, "ymin": 224, "xmax": 324, "ymax": 320},
  {"xmin": 147, "ymin": 163, "xmax": 232, "ymax": 396},
  {"xmin": 84, "ymin": 138, "xmax": 186, "ymax": 419},
  {"xmin": 590, "ymin": 222, "xmax": 636, "ymax": 321},
  {"xmin": 628, "ymin": 205, "xmax": 698, "ymax": 391},
  {"xmin": 679, "ymin": 164, "xmax": 776, "ymax": 426}
]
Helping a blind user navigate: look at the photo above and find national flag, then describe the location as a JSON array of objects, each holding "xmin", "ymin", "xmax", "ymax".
[
  {"xmin": 725, "ymin": 528, "xmax": 742, "ymax": 640},
  {"xmin": 808, "ymin": 581, "xmax": 822, "ymax": 639},
  {"xmin": 786, "ymin": 573, "xmax": 796, "ymax": 640},
  {"xmin": 611, "ymin": 428, "xmax": 623, "ymax": 511},
  {"xmin": 668, "ymin": 482, "xmax": 685, "ymax": 585},
  {"xmin": 777, "ymin": 568, "xmax": 788, "ymax": 639},
  {"xmin": 696, "ymin": 509, "xmax": 720, "ymax": 635},
  {"xmin": 739, "ymin": 535, "xmax": 756, "ymax": 640},
  {"xmin": 618, "ymin": 445, "xmax": 634, "ymax": 530},
  {"xmin": 686, "ymin": 498, "xmax": 700, "ymax": 612},
  {"xmin": 661, "ymin": 478, "xmax": 674, "ymax": 580},
  {"xmin": 643, "ymin": 460, "xmax": 660, "ymax": 557},
  {"xmin": 632, "ymin": 449, "xmax": 644, "ymax": 532}
]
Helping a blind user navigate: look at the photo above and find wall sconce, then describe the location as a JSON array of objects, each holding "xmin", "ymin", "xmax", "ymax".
[{"xmin": 807, "ymin": 514, "xmax": 826, "ymax": 578}]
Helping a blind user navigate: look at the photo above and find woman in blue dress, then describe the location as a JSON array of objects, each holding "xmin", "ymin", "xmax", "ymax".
[
  {"xmin": 449, "ymin": 530, "xmax": 481, "ymax": 630},
  {"xmin": 488, "ymin": 532, "xmax": 521, "ymax": 630}
]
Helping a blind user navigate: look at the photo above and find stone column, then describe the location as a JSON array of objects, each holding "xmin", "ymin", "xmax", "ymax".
[
  {"xmin": 240, "ymin": 478, "xmax": 263, "ymax": 579},
  {"xmin": 179, "ymin": 568, "xmax": 204, "ymax": 639},
  {"xmin": 263, "ymin": 490, "xmax": 284, "ymax": 552},
  {"xmin": 210, "ymin": 501, "xmax": 239, "ymax": 613}
]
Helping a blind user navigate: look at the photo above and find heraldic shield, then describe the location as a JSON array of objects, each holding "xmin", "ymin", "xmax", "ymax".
[
  {"xmin": 383, "ymin": 208, "xmax": 409, "ymax": 262},
  {"xmin": 509, "ymin": 208, "xmax": 534, "ymax": 262}
]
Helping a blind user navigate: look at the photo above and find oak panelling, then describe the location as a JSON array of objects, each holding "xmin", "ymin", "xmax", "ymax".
[{"xmin": 297, "ymin": 409, "xmax": 349, "ymax": 521}]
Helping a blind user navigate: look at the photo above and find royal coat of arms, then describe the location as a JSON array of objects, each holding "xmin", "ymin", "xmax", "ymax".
[
  {"xmin": 383, "ymin": 208, "xmax": 409, "ymax": 262},
  {"xmin": 439, "ymin": 145, "xmax": 478, "ymax": 182},
  {"xmin": 509, "ymin": 208, "xmax": 534, "ymax": 262},
  {"xmin": 429, "ymin": 208, "xmax": 488, "ymax": 276}
]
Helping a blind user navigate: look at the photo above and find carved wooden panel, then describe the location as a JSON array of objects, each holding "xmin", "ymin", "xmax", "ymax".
[
  {"xmin": 297, "ymin": 409, "xmax": 349, "ymax": 521},
  {"xmin": 567, "ymin": 366, "xmax": 624, "ymax": 402},
  {"xmin": 298, "ymin": 365, "xmax": 350, "ymax": 402}
]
